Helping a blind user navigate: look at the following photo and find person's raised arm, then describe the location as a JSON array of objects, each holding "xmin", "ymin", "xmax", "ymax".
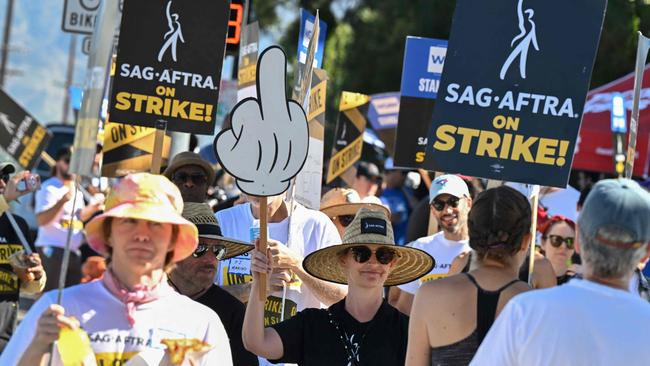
[
  {"xmin": 36, "ymin": 188, "xmax": 71, "ymax": 227},
  {"xmin": 242, "ymin": 247, "xmax": 284, "ymax": 360}
]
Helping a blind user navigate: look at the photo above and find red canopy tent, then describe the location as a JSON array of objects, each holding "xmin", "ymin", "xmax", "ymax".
[{"xmin": 573, "ymin": 66, "xmax": 650, "ymax": 177}]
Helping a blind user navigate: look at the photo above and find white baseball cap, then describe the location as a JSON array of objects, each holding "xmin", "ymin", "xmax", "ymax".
[{"xmin": 429, "ymin": 174, "xmax": 470, "ymax": 203}]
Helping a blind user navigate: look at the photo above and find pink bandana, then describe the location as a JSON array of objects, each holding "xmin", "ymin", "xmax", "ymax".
[{"xmin": 101, "ymin": 268, "xmax": 168, "ymax": 326}]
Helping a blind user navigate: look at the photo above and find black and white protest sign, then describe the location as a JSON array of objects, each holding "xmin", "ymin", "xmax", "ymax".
[
  {"xmin": 109, "ymin": 0, "xmax": 229, "ymax": 135},
  {"xmin": 423, "ymin": 0, "xmax": 607, "ymax": 187},
  {"xmin": 0, "ymin": 90, "xmax": 52, "ymax": 169},
  {"xmin": 214, "ymin": 46, "xmax": 309, "ymax": 197}
]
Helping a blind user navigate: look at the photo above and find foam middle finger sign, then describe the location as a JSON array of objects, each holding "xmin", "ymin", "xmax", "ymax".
[{"xmin": 214, "ymin": 46, "xmax": 309, "ymax": 197}]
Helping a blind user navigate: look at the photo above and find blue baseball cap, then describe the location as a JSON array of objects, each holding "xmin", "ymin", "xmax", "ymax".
[
  {"xmin": 429, "ymin": 174, "xmax": 470, "ymax": 203},
  {"xmin": 578, "ymin": 178, "xmax": 650, "ymax": 248}
]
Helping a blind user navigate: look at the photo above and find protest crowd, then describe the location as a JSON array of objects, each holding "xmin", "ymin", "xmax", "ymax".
[{"xmin": 1, "ymin": 0, "xmax": 650, "ymax": 365}]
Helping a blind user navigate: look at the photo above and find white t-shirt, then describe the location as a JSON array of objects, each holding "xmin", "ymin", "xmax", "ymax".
[
  {"xmin": 398, "ymin": 232, "xmax": 470, "ymax": 294},
  {"xmin": 0, "ymin": 280, "xmax": 233, "ymax": 366},
  {"xmin": 471, "ymin": 279, "xmax": 650, "ymax": 366},
  {"xmin": 34, "ymin": 176, "xmax": 86, "ymax": 250},
  {"xmin": 216, "ymin": 202, "xmax": 341, "ymax": 366}
]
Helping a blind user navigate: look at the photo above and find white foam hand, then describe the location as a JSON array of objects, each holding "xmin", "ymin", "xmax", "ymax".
[{"xmin": 214, "ymin": 46, "xmax": 309, "ymax": 196}]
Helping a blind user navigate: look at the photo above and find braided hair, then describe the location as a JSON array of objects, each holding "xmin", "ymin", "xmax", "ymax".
[{"xmin": 468, "ymin": 186, "xmax": 531, "ymax": 263}]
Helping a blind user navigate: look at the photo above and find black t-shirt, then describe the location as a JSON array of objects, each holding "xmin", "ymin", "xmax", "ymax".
[
  {"xmin": 270, "ymin": 298, "xmax": 409, "ymax": 366},
  {"xmin": 196, "ymin": 284, "xmax": 258, "ymax": 366},
  {"xmin": 0, "ymin": 213, "xmax": 32, "ymax": 302}
]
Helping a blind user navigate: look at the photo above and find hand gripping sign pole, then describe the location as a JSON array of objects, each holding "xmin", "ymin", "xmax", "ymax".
[
  {"xmin": 625, "ymin": 32, "xmax": 650, "ymax": 179},
  {"xmin": 214, "ymin": 46, "xmax": 309, "ymax": 301}
]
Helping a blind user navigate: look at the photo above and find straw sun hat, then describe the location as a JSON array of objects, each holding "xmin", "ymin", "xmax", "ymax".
[
  {"xmin": 85, "ymin": 173, "xmax": 199, "ymax": 263},
  {"xmin": 303, "ymin": 207, "xmax": 434, "ymax": 286},
  {"xmin": 182, "ymin": 202, "xmax": 254, "ymax": 260},
  {"xmin": 320, "ymin": 188, "xmax": 390, "ymax": 219}
]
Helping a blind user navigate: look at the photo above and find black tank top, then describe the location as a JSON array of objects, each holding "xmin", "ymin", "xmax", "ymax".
[{"xmin": 430, "ymin": 273, "xmax": 520, "ymax": 366}]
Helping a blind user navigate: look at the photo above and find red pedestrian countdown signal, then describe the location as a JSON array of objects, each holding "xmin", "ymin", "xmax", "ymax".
[{"xmin": 226, "ymin": 0, "xmax": 244, "ymax": 54}]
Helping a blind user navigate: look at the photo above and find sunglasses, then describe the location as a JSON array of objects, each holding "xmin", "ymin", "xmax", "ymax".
[
  {"xmin": 336, "ymin": 215, "xmax": 355, "ymax": 227},
  {"xmin": 545, "ymin": 235, "xmax": 575, "ymax": 249},
  {"xmin": 349, "ymin": 246, "xmax": 399, "ymax": 265},
  {"xmin": 192, "ymin": 243, "xmax": 227, "ymax": 260},
  {"xmin": 173, "ymin": 172, "xmax": 208, "ymax": 185},
  {"xmin": 432, "ymin": 196, "xmax": 461, "ymax": 211}
]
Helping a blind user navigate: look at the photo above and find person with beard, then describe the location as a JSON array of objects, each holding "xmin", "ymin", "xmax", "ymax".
[
  {"xmin": 169, "ymin": 202, "xmax": 258, "ymax": 366},
  {"xmin": 35, "ymin": 146, "xmax": 102, "ymax": 290},
  {"xmin": 393, "ymin": 175, "xmax": 471, "ymax": 315}
]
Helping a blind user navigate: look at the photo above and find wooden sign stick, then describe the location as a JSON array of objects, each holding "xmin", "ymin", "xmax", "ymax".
[
  {"xmin": 259, "ymin": 196, "xmax": 269, "ymax": 301},
  {"xmin": 151, "ymin": 119, "xmax": 167, "ymax": 174},
  {"xmin": 527, "ymin": 185, "xmax": 540, "ymax": 286}
]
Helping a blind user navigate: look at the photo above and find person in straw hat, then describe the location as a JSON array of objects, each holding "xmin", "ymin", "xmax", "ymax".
[
  {"xmin": 169, "ymin": 202, "xmax": 258, "ymax": 366},
  {"xmin": 1, "ymin": 173, "xmax": 233, "ymax": 366},
  {"xmin": 320, "ymin": 187, "xmax": 390, "ymax": 238},
  {"xmin": 242, "ymin": 207, "xmax": 433, "ymax": 365},
  {"xmin": 406, "ymin": 186, "xmax": 532, "ymax": 366}
]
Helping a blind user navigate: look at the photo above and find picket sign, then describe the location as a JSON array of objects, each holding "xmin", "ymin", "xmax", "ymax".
[{"xmin": 214, "ymin": 47, "xmax": 310, "ymax": 300}]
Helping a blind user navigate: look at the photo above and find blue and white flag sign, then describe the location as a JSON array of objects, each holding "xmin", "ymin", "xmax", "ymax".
[
  {"xmin": 298, "ymin": 8, "xmax": 328, "ymax": 67},
  {"xmin": 400, "ymin": 37, "xmax": 448, "ymax": 100},
  {"xmin": 611, "ymin": 93, "xmax": 627, "ymax": 134},
  {"xmin": 368, "ymin": 92, "xmax": 400, "ymax": 130}
]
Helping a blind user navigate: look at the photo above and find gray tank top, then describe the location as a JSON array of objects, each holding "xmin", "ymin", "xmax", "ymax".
[{"xmin": 430, "ymin": 273, "xmax": 520, "ymax": 366}]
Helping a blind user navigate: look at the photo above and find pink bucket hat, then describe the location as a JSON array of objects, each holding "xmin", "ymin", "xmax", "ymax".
[{"xmin": 85, "ymin": 173, "xmax": 199, "ymax": 263}]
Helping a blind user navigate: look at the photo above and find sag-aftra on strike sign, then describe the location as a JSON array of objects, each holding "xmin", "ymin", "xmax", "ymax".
[
  {"xmin": 423, "ymin": 0, "xmax": 607, "ymax": 187},
  {"xmin": 109, "ymin": 0, "xmax": 229, "ymax": 135}
]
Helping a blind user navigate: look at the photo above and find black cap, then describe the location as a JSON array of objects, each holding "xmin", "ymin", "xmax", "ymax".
[
  {"xmin": 356, "ymin": 161, "xmax": 380, "ymax": 180},
  {"xmin": 55, "ymin": 145, "xmax": 73, "ymax": 160}
]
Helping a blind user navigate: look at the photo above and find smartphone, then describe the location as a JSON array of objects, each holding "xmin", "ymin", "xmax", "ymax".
[{"xmin": 16, "ymin": 174, "xmax": 41, "ymax": 192}]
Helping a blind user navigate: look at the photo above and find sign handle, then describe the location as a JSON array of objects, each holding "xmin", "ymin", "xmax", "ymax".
[
  {"xmin": 527, "ymin": 185, "xmax": 540, "ymax": 286},
  {"xmin": 626, "ymin": 32, "xmax": 650, "ymax": 179},
  {"xmin": 258, "ymin": 196, "xmax": 268, "ymax": 301},
  {"xmin": 151, "ymin": 119, "xmax": 167, "ymax": 174},
  {"xmin": 6, "ymin": 212, "xmax": 32, "ymax": 254}
]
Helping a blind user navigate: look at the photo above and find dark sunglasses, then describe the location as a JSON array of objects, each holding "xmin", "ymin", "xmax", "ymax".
[
  {"xmin": 173, "ymin": 172, "xmax": 208, "ymax": 185},
  {"xmin": 349, "ymin": 246, "xmax": 399, "ymax": 265},
  {"xmin": 336, "ymin": 215, "xmax": 355, "ymax": 227},
  {"xmin": 432, "ymin": 196, "xmax": 461, "ymax": 211},
  {"xmin": 545, "ymin": 235, "xmax": 575, "ymax": 249},
  {"xmin": 192, "ymin": 244, "xmax": 227, "ymax": 260}
]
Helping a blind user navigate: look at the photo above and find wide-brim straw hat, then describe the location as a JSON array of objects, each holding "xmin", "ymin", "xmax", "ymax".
[
  {"xmin": 182, "ymin": 202, "xmax": 253, "ymax": 260},
  {"xmin": 303, "ymin": 207, "xmax": 434, "ymax": 286},
  {"xmin": 320, "ymin": 188, "xmax": 390, "ymax": 219},
  {"xmin": 163, "ymin": 151, "xmax": 216, "ymax": 185},
  {"xmin": 85, "ymin": 173, "xmax": 199, "ymax": 263}
]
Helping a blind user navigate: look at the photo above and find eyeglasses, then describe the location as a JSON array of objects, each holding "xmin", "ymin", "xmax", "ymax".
[
  {"xmin": 432, "ymin": 196, "xmax": 461, "ymax": 211},
  {"xmin": 349, "ymin": 246, "xmax": 399, "ymax": 265},
  {"xmin": 173, "ymin": 172, "xmax": 208, "ymax": 185},
  {"xmin": 336, "ymin": 215, "xmax": 355, "ymax": 227},
  {"xmin": 544, "ymin": 235, "xmax": 575, "ymax": 249},
  {"xmin": 192, "ymin": 244, "xmax": 227, "ymax": 260}
]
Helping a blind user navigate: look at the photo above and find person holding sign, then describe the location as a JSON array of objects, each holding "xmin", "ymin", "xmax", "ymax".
[
  {"xmin": 214, "ymin": 45, "xmax": 346, "ymax": 366},
  {"xmin": 0, "ymin": 162, "xmax": 46, "ymax": 352},
  {"xmin": 406, "ymin": 186, "xmax": 532, "ymax": 366},
  {"xmin": 472, "ymin": 179, "xmax": 650, "ymax": 365},
  {"xmin": 0, "ymin": 173, "xmax": 233, "ymax": 365},
  {"xmin": 243, "ymin": 208, "xmax": 434, "ymax": 365}
]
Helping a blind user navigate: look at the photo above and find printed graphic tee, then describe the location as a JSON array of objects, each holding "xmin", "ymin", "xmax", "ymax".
[
  {"xmin": 34, "ymin": 177, "xmax": 85, "ymax": 250},
  {"xmin": 270, "ymin": 298, "xmax": 409, "ymax": 366},
  {"xmin": 0, "ymin": 280, "xmax": 233, "ymax": 366},
  {"xmin": 0, "ymin": 213, "xmax": 31, "ymax": 302},
  {"xmin": 399, "ymin": 232, "xmax": 470, "ymax": 294}
]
